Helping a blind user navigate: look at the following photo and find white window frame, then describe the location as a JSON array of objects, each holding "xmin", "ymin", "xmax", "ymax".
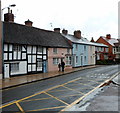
[
  {"xmin": 76, "ymin": 56, "xmax": 78, "ymax": 64},
  {"xmin": 11, "ymin": 63, "xmax": 19, "ymax": 72},
  {"xmin": 13, "ymin": 45, "xmax": 21, "ymax": 51},
  {"xmin": 37, "ymin": 59, "xmax": 42, "ymax": 68},
  {"xmin": 53, "ymin": 58, "xmax": 59, "ymax": 65},
  {"xmin": 38, "ymin": 47, "xmax": 42, "ymax": 53},
  {"xmin": 66, "ymin": 56, "xmax": 71, "ymax": 65},
  {"xmin": 53, "ymin": 48, "xmax": 58, "ymax": 54}
]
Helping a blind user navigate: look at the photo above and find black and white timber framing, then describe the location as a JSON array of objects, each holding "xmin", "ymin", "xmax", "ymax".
[
  {"xmin": 3, "ymin": 22, "xmax": 72, "ymax": 78},
  {"xmin": 4, "ymin": 43, "xmax": 47, "ymax": 78}
]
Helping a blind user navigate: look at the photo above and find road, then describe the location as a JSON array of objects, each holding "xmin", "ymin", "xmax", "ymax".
[{"xmin": 1, "ymin": 65, "xmax": 119, "ymax": 112}]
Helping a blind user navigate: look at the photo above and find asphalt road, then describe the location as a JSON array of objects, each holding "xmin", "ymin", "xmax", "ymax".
[{"xmin": 1, "ymin": 65, "xmax": 120, "ymax": 112}]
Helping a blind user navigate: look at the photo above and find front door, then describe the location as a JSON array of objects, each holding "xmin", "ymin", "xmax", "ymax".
[{"xmin": 4, "ymin": 64, "xmax": 10, "ymax": 78}]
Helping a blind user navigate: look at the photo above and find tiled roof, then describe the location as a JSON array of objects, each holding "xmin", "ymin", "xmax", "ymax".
[
  {"xmin": 103, "ymin": 37, "xmax": 118, "ymax": 46},
  {"xmin": 62, "ymin": 34, "xmax": 97, "ymax": 46},
  {"xmin": 3, "ymin": 22, "xmax": 72, "ymax": 48}
]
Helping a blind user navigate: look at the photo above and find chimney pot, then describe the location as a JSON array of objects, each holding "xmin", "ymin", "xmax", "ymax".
[
  {"xmin": 62, "ymin": 29, "xmax": 68, "ymax": 35},
  {"xmin": 74, "ymin": 30, "xmax": 81, "ymax": 39},
  {"xmin": 54, "ymin": 28, "xmax": 60, "ymax": 33},
  {"xmin": 106, "ymin": 34, "xmax": 111, "ymax": 40},
  {"xmin": 25, "ymin": 19, "xmax": 33, "ymax": 27}
]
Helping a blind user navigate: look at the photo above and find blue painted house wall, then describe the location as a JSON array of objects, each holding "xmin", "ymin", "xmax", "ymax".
[{"xmin": 72, "ymin": 43, "xmax": 89, "ymax": 67}]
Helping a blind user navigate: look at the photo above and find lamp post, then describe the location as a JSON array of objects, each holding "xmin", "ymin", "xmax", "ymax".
[
  {"xmin": 2, "ymin": 4, "xmax": 16, "ymax": 21},
  {"xmin": 2, "ymin": 4, "xmax": 16, "ymax": 11},
  {"xmin": 1, "ymin": 4, "xmax": 16, "ymax": 79}
]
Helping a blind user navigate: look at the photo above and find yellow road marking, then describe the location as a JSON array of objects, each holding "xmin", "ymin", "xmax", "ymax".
[
  {"xmin": 21, "ymin": 97, "xmax": 52, "ymax": 102},
  {"xmin": 1, "ymin": 72, "xmax": 119, "ymax": 110},
  {"xmin": 48, "ymin": 89, "xmax": 68, "ymax": 92},
  {"xmin": 16, "ymin": 102, "xmax": 25, "ymax": 113},
  {"xmin": 44, "ymin": 92, "xmax": 69, "ymax": 105},
  {"xmin": 76, "ymin": 82, "xmax": 95, "ymax": 88},
  {"xmin": 27, "ymin": 106, "xmax": 66, "ymax": 112},
  {"xmin": 1, "ymin": 77, "xmax": 82, "ymax": 108},
  {"xmin": 59, "ymin": 72, "xmax": 119, "ymax": 112},
  {"xmin": 21, "ymin": 94, "xmax": 81, "ymax": 102},
  {"xmin": 61, "ymin": 85, "xmax": 84, "ymax": 95}
]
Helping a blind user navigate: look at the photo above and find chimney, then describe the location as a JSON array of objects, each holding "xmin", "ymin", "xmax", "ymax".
[
  {"xmin": 106, "ymin": 34, "xmax": 111, "ymax": 40},
  {"xmin": 74, "ymin": 30, "xmax": 81, "ymax": 39},
  {"xmin": 62, "ymin": 29, "xmax": 68, "ymax": 35},
  {"xmin": 4, "ymin": 8, "xmax": 14, "ymax": 22},
  {"xmin": 25, "ymin": 19, "xmax": 33, "ymax": 27},
  {"xmin": 91, "ymin": 37, "xmax": 95, "ymax": 42},
  {"xmin": 54, "ymin": 28, "xmax": 60, "ymax": 33}
]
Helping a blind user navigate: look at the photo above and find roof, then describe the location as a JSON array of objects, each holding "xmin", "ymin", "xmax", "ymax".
[
  {"xmin": 3, "ymin": 22, "xmax": 72, "ymax": 48},
  {"xmin": 62, "ymin": 34, "xmax": 99, "ymax": 46},
  {"xmin": 102, "ymin": 37, "xmax": 118, "ymax": 46},
  {"xmin": 91, "ymin": 42, "xmax": 108, "ymax": 47}
]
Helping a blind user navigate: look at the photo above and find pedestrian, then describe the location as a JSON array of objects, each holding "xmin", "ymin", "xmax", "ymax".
[
  {"xmin": 58, "ymin": 63, "xmax": 61, "ymax": 71},
  {"xmin": 61, "ymin": 61, "xmax": 65, "ymax": 72}
]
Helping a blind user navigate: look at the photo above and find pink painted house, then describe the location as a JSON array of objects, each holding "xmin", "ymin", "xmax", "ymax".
[{"xmin": 48, "ymin": 47, "xmax": 72, "ymax": 72}]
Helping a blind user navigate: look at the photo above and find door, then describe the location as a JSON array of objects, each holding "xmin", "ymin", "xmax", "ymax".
[{"xmin": 4, "ymin": 64, "xmax": 10, "ymax": 78}]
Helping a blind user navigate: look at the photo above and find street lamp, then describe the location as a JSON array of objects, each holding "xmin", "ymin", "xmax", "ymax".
[
  {"xmin": 2, "ymin": 4, "xmax": 16, "ymax": 21},
  {"xmin": 2, "ymin": 4, "xmax": 16, "ymax": 11}
]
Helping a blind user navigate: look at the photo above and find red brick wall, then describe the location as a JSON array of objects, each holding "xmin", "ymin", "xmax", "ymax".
[{"xmin": 96, "ymin": 37, "xmax": 115, "ymax": 60}]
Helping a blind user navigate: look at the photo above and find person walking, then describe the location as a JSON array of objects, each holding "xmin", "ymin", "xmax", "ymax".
[
  {"xmin": 61, "ymin": 61, "xmax": 65, "ymax": 72},
  {"xmin": 58, "ymin": 63, "xmax": 61, "ymax": 71}
]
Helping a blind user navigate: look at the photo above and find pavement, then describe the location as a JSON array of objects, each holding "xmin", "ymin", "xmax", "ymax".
[
  {"xmin": 86, "ymin": 75, "xmax": 119, "ymax": 112},
  {"xmin": 0, "ymin": 65, "xmax": 96, "ymax": 89}
]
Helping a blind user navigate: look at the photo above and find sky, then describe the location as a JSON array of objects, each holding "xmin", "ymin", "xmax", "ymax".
[{"xmin": 1, "ymin": 0, "xmax": 119, "ymax": 41}]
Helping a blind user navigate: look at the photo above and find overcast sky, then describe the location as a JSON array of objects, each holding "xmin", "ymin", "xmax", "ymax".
[{"xmin": 1, "ymin": 0, "xmax": 119, "ymax": 41}]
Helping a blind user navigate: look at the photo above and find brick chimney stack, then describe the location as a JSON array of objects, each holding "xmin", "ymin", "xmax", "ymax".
[
  {"xmin": 62, "ymin": 29, "xmax": 68, "ymax": 35},
  {"xmin": 54, "ymin": 28, "xmax": 60, "ymax": 33},
  {"xmin": 74, "ymin": 30, "xmax": 81, "ymax": 39},
  {"xmin": 4, "ymin": 8, "xmax": 14, "ymax": 22},
  {"xmin": 25, "ymin": 19, "xmax": 33, "ymax": 27},
  {"xmin": 106, "ymin": 34, "xmax": 111, "ymax": 40}
]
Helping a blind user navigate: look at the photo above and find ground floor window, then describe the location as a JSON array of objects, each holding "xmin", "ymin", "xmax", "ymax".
[
  {"xmin": 66, "ymin": 56, "xmax": 71, "ymax": 65},
  {"xmin": 37, "ymin": 59, "xmax": 42, "ymax": 68},
  {"xmin": 53, "ymin": 58, "xmax": 59, "ymax": 65},
  {"xmin": 11, "ymin": 63, "xmax": 19, "ymax": 72}
]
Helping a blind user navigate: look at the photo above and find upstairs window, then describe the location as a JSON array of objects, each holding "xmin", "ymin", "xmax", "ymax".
[
  {"xmin": 67, "ymin": 48, "xmax": 70, "ymax": 54},
  {"xmin": 53, "ymin": 48, "xmax": 58, "ymax": 54},
  {"xmin": 75, "ymin": 44, "xmax": 78, "ymax": 51},
  {"xmin": 84, "ymin": 45, "xmax": 86, "ymax": 51},
  {"xmin": 38, "ymin": 47, "xmax": 42, "ymax": 53},
  {"xmin": 13, "ymin": 45, "xmax": 21, "ymax": 51}
]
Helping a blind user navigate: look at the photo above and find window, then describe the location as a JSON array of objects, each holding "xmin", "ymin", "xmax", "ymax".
[
  {"xmin": 53, "ymin": 58, "xmax": 59, "ymax": 64},
  {"xmin": 84, "ymin": 45, "xmax": 86, "ymax": 51},
  {"xmin": 76, "ymin": 44, "xmax": 78, "ymax": 51},
  {"xmin": 37, "ymin": 59, "xmax": 42, "ymax": 68},
  {"xmin": 53, "ymin": 48, "xmax": 58, "ymax": 54},
  {"xmin": 66, "ymin": 56, "xmax": 71, "ymax": 65},
  {"xmin": 11, "ymin": 63, "xmax": 19, "ymax": 72},
  {"xmin": 84, "ymin": 56, "xmax": 86, "ymax": 63},
  {"xmin": 67, "ymin": 49, "xmax": 70, "ymax": 54},
  {"xmin": 76, "ymin": 56, "xmax": 78, "ymax": 64},
  {"xmin": 38, "ymin": 47, "xmax": 42, "ymax": 53},
  {"xmin": 13, "ymin": 45, "xmax": 21, "ymax": 51},
  {"xmin": 105, "ymin": 48, "xmax": 108, "ymax": 52}
]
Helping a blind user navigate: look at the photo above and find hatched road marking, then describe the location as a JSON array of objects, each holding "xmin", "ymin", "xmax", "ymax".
[{"xmin": 1, "ymin": 72, "xmax": 119, "ymax": 112}]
